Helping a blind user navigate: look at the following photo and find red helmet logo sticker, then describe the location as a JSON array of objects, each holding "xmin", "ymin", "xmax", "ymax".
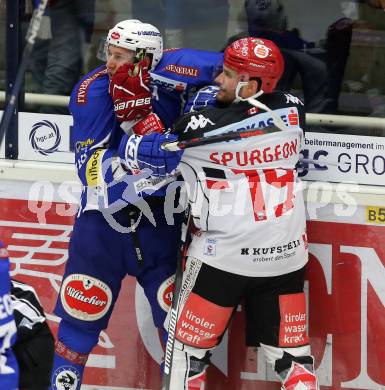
[
  {"xmin": 111, "ymin": 31, "xmax": 120, "ymax": 40},
  {"xmin": 157, "ymin": 275, "xmax": 175, "ymax": 312},
  {"xmin": 254, "ymin": 44, "xmax": 269, "ymax": 58},
  {"xmin": 61, "ymin": 274, "xmax": 112, "ymax": 321}
]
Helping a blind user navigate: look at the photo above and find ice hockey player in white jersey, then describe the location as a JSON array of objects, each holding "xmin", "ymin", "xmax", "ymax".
[{"xmin": 163, "ymin": 37, "xmax": 319, "ymax": 390}]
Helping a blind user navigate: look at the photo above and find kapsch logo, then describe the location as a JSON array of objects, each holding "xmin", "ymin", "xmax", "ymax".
[
  {"xmin": 60, "ymin": 274, "xmax": 112, "ymax": 321},
  {"xmin": 29, "ymin": 120, "xmax": 61, "ymax": 155}
]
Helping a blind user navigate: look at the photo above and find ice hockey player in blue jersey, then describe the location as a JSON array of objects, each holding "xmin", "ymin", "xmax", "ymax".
[
  {"xmin": 50, "ymin": 19, "xmax": 222, "ymax": 389},
  {"xmin": 0, "ymin": 241, "xmax": 18, "ymax": 390}
]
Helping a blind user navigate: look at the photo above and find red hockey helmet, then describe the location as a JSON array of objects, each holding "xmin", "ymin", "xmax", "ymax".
[{"xmin": 224, "ymin": 37, "xmax": 284, "ymax": 93}]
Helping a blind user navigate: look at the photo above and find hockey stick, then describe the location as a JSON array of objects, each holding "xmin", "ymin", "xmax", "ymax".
[
  {"xmin": 163, "ymin": 204, "xmax": 192, "ymax": 390},
  {"xmin": 162, "ymin": 83, "xmax": 296, "ymax": 152},
  {"xmin": 0, "ymin": 0, "xmax": 49, "ymax": 147},
  {"xmin": 161, "ymin": 126, "xmax": 279, "ymax": 151},
  {"xmin": 162, "ymin": 134, "xmax": 349, "ymax": 170}
]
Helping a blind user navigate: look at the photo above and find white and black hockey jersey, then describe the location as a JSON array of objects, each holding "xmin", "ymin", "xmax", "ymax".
[
  {"xmin": 11, "ymin": 280, "xmax": 54, "ymax": 388},
  {"xmin": 173, "ymin": 92, "xmax": 308, "ymax": 277}
]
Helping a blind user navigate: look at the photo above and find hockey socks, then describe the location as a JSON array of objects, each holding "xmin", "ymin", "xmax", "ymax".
[
  {"xmin": 164, "ymin": 341, "xmax": 210, "ymax": 390},
  {"xmin": 50, "ymin": 320, "xmax": 99, "ymax": 390}
]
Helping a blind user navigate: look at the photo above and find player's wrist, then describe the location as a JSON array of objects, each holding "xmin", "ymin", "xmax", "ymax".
[
  {"xmin": 120, "ymin": 120, "xmax": 137, "ymax": 134},
  {"xmin": 132, "ymin": 113, "xmax": 164, "ymax": 136}
]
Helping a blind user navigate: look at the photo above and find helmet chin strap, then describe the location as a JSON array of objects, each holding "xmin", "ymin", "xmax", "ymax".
[{"xmin": 235, "ymin": 81, "xmax": 288, "ymax": 132}]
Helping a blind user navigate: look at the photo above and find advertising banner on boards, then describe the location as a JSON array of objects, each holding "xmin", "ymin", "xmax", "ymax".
[
  {"xmin": 1, "ymin": 111, "xmax": 384, "ymax": 186},
  {"xmin": 0, "ymin": 181, "xmax": 384, "ymax": 389},
  {"xmin": 0, "ymin": 111, "xmax": 73, "ymax": 163},
  {"xmin": 300, "ymin": 132, "xmax": 385, "ymax": 186}
]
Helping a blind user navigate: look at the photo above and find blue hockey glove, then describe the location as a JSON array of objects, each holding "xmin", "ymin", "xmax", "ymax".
[
  {"xmin": 184, "ymin": 85, "xmax": 219, "ymax": 113},
  {"xmin": 119, "ymin": 133, "xmax": 183, "ymax": 176},
  {"xmin": 137, "ymin": 133, "xmax": 183, "ymax": 176}
]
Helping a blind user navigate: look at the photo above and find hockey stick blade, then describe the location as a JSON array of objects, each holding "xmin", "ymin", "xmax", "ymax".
[
  {"xmin": 0, "ymin": 0, "xmax": 49, "ymax": 147},
  {"xmin": 161, "ymin": 126, "xmax": 280, "ymax": 151},
  {"xmin": 162, "ymin": 205, "xmax": 192, "ymax": 389}
]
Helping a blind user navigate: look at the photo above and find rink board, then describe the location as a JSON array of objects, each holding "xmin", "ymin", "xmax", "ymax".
[
  {"xmin": 0, "ymin": 111, "xmax": 384, "ymax": 388},
  {"xmin": 0, "ymin": 181, "xmax": 384, "ymax": 390}
]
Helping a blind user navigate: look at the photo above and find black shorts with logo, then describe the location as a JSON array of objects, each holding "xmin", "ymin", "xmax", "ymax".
[{"xmin": 188, "ymin": 260, "xmax": 307, "ymax": 347}]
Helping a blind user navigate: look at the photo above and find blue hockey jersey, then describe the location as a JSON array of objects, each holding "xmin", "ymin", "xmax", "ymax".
[
  {"xmin": 69, "ymin": 48, "xmax": 223, "ymax": 212},
  {"xmin": 0, "ymin": 241, "xmax": 18, "ymax": 389}
]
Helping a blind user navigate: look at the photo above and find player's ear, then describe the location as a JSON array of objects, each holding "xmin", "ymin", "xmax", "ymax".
[
  {"xmin": 241, "ymin": 79, "xmax": 259, "ymax": 99},
  {"xmin": 248, "ymin": 79, "xmax": 260, "ymax": 94}
]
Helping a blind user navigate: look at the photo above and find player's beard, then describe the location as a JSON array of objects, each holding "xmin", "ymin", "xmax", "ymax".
[
  {"xmin": 216, "ymin": 99, "xmax": 232, "ymax": 108},
  {"xmin": 216, "ymin": 89, "xmax": 236, "ymax": 106}
]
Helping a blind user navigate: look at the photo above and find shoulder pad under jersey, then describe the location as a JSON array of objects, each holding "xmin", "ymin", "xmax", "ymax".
[
  {"xmin": 70, "ymin": 65, "xmax": 109, "ymax": 108},
  {"xmin": 154, "ymin": 48, "xmax": 223, "ymax": 88},
  {"xmin": 261, "ymin": 91, "xmax": 306, "ymax": 128}
]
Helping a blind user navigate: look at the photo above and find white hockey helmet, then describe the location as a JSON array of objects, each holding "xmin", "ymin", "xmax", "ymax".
[{"xmin": 106, "ymin": 19, "xmax": 163, "ymax": 70}]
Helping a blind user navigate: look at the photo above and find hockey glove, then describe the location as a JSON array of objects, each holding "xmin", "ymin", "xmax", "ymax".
[
  {"xmin": 132, "ymin": 112, "xmax": 165, "ymax": 136},
  {"xmin": 119, "ymin": 133, "xmax": 183, "ymax": 176},
  {"xmin": 184, "ymin": 85, "xmax": 219, "ymax": 113},
  {"xmin": 109, "ymin": 60, "xmax": 152, "ymax": 122},
  {"xmin": 138, "ymin": 133, "xmax": 183, "ymax": 176}
]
